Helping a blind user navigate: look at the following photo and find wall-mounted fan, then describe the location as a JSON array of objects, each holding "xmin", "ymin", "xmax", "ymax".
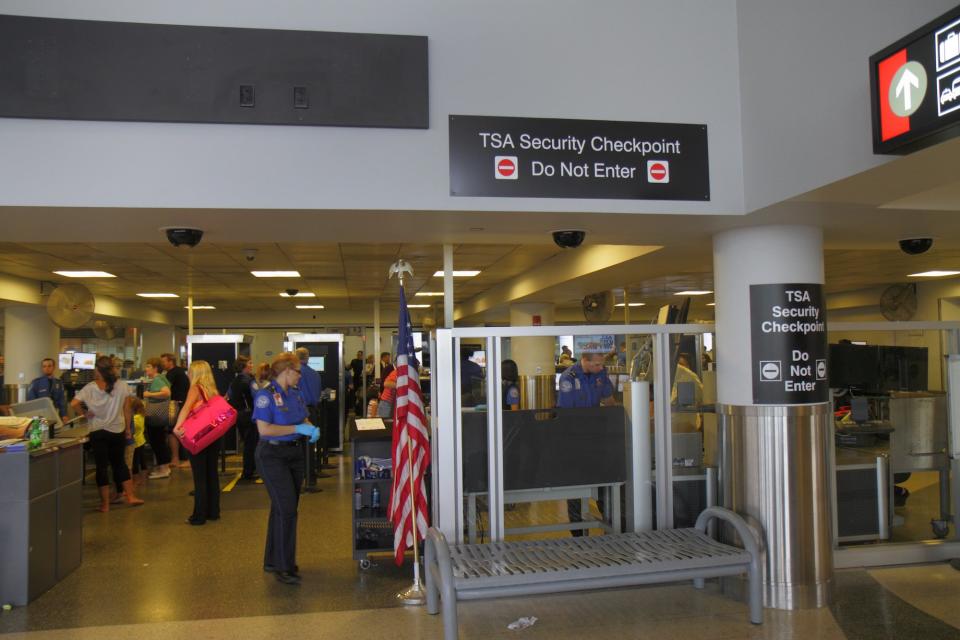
[
  {"xmin": 46, "ymin": 283, "xmax": 96, "ymax": 329},
  {"xmin": 582, "ymin": 291, "xmax": 615, "ymax": 323},
  {"xmin": 92, "ymin": 319, "xmax": 118, "ymax": 340},
  {"xmin": 879, "ymin": 283, "xmax": 917, "ymax": 321}
]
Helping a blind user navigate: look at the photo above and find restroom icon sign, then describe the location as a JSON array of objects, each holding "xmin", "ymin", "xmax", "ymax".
[{"xmin": 759, "ymin": 360, "xmax": 782, "ymax": 382}]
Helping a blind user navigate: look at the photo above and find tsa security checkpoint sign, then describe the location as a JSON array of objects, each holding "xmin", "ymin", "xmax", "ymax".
[
  {"xmin": 750, "ymin": 283, "xmax": 828, "ymax": 405},
  {"xmin": 449, "ymin": 115, "xmax": 709, "ymax": 200},
  {"xmin": 871, "ymin": 4, "xmax": 960, "ymax": 154}
]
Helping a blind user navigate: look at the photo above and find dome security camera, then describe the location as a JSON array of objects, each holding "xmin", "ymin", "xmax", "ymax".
[
  {"xmin": 163, "ymin": 227, "xmax": 204, "ymax": 248},
  {"xmin": 285, "ymin": 288, "xmax": 299, "ymax": 297},
  {"xmin": 552, "ymin": 230, "xmax": 586, "ymax": 249},
  {"xmin": 899, "ymin": 238, "xmax": 933, "ymax": 255},
  {"xmin": 244, "ymin": 248, "xmax": 258, "ymax": 262}
]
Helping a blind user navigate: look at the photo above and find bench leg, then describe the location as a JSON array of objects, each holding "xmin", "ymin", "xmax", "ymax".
[
  {"xmin": 748, "ymin": 559, "xmax": 763, "ymax": 624},
  {"xmin": 425, "ymin": 536, "xmax": 440, "ymax": 615},
  {"xmin": 442, "ymin": 595, "xmax": 459, "ymax": 640}
]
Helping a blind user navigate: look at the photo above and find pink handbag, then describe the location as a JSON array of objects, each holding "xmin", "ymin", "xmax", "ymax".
[{"xmin": 177, "ymin": 386, "xmax": 237, "ymax": 455}]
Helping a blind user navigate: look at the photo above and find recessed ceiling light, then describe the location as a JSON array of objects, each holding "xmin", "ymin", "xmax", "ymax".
[
  {"xmin": 675, "ymin": 290, "xmax": 713, "ymax": 296},
  {"xmin": 907, "ymin": 270, "xmax": 960, "ymax": 277},
  {"xmin": 415, "ymin": 291, "xmax": 445, "ymax": 297},
  {"xmin": 407, "ymin": 304, "xmax": 431, "ymax": 308},
  {"xmin": 279, "ymin": 292, "xmax": 315, "ymax": 298},
  {"xmin": 251, "ymin": 270, "xmax": 301, "ymax": 278},
  {"xmin": 707, "ymin": 302, "xmax": 716, "ymax": 306},
  {"xmin": 295, "ymin": 305, "xmax": 325, "ymax": 309},
  {"xmin": 615, "ymin": 302, "xmax": 646, "ymax": 307},
  {"xmin": 53, "ymin": 270, "xmax": 116, "ymax": 278},
  {"xmin": 137, "ymin": 293, "xmax": 179, "ymax": 298},
  {"xmin": 184, "ymin": 305, "xmax": 216, "ymax": 310},
  {"xmin": 433, "ymin": 270, "xmax": 481, "ymax": 277}
]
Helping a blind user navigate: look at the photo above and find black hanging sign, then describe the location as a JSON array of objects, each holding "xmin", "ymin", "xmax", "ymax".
[
  {"xmin": 449, "ymin": 115, "xmax": 709, "ymax": 200},
  {"xmin": 870, "ymin": 4, "xmax": 960, "ymax": 154},
  {"xmin": 750, "ymin": 283, "xmax": 828, "ymax": 405}
]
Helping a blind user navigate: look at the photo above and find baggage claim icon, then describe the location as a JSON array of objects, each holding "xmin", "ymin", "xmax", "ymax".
[{"xmin": 494, "ymin": 155, "xmax": 518, "ymax": 179}]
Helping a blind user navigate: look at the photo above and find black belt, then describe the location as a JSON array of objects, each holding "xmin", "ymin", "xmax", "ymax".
[{"xmin": 264, "ymin": 439, "xmax": 302, "ymax": 446}]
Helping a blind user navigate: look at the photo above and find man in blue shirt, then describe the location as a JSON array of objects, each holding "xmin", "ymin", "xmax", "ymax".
[
  {"xmin": 295, "ymin": 348, "xmax": 320, "ymax": 411},
  {"xmin": 556, "ymin": 351, "xmax": 616, "ymax": 536},
  {"xmin": 556, "ymin": 352, "xmax": 615, "ymax": 409},
  {"xmin": 27, "ymin": 358, "xmax": 68, "ymax": 421}
]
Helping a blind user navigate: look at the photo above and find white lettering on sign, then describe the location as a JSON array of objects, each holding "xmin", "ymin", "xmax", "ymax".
[
  {"xmin": 479, "ymin": 132, "xmax": 514, "ymax": 149},
  {"xmin": 590, "ymin": 136, "xmax": 682, "ymax": 155},
  {"xmin": 593, "ymin": 163, "xmax": 637, "ymax": 179},
  {"xmin": 560, "ymin": 162, "xmax": 590, "ymax": 177},
  {"xmin": 477, "ymin": 131, "xmax": 685, "ymax": 158},
  {"xmin": 761, "ymin": 319, "xmax": 826, "ymax": 335}
]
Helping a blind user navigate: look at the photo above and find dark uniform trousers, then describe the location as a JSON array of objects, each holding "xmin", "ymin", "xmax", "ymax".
[{"xmin": 256, "ymin": 439, "xmax": 305, "ymax": 571}]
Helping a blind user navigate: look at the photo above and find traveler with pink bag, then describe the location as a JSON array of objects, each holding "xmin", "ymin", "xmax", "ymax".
[{"xmin": 173, "ymin": 360, "xmax": 236, "ymax": 525}]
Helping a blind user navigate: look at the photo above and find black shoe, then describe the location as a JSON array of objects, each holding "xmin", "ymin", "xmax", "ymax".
[
  {"xmin": 207, "ymin": 515, "xmax": 220, "ymax": 521},
  {"xmin": 241, "ymin": 474, "xmax": 259, "ymax": 481},
  {"xmin": 186, "ymin": 517, "xmax": 205, "ymax": 526},
  {"xmin": 264, "ymin": 564, "xmax": 299, "ymax": 574},
  {"xmin": 274, "ymin": 571, "xmax": 301, "ymax": 585}
]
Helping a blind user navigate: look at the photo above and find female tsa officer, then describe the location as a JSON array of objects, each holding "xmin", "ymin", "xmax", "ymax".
[{"xmin": 252, "ymin": 352, "xmax": 320, "ymax": 585}]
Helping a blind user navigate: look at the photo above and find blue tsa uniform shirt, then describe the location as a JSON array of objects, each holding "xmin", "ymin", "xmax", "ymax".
[
  {"xmin": 252, "ymin": 382, "xmax": 307, "ymax": 441},
  {"xmin": 556, "ymin": 363, "xmax": 614, "ymax": 408},
  {"xmin": 27, "ymin": 376, "xmax": 67, "ymax": 416}
]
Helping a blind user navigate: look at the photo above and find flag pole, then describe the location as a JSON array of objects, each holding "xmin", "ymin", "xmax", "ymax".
[
  {"xmin": 397, "ymin": 434, "xmax": 426, "ymax": 605},
  {"xmin": 390, "ymin": 259, "xmax": 426, "ymax": 606}
]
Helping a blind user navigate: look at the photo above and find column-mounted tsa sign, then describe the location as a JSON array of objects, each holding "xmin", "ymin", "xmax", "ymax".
[{"xmin": 750, "ymin": 283, "xmax": 828, "ymax": 405}]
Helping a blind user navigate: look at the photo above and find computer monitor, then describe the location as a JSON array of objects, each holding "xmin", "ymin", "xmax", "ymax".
[
  {"xmin": 72, "ymin": 352, "xmax": 97, "ymax": 370},
  {"xmin": 828, "ymin": 343, "xmax": 881, "ymax": 392},
  {"xmin": 58, "ymin": 353, "xmax": 74, "ymax": 370},
  {"xmin": 307, "ymin": 356, "xmax": 325, "ymax": 372}
]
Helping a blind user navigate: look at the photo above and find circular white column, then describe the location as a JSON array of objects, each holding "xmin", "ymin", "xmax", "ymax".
[
  {"xmin": 713, "ymin": 225, "xmax": 825, "ymax": 406},
  {"xmin": 712, "ymin": 225, "xmax": 833, "ymax": 610},
  {"xmin": 508, "ymin": 303, "xmax": 555, "ymax": 376}
]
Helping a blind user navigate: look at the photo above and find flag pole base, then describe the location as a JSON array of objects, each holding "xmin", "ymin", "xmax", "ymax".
[{"xmin": 396, "ymin": 580, "xmax": 426, "ymax": 606}]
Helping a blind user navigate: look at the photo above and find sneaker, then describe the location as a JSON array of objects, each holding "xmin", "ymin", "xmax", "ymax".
[{"xmin": 148, "ymin": 469, "xmax": 171, "ymax": 479}]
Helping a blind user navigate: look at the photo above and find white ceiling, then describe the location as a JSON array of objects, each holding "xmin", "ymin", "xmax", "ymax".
[{"xmin": 1, "ymin": 136, "xmax": 959, "ymax": 325}]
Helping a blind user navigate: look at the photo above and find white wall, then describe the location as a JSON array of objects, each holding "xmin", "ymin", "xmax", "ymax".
[
  {"xmin": 736, "ymin": 0, "xmax": 959, "ymax": 212},
  {"xmin": 0, "ymin": 0, "xmax": 744, "ymax": 216}
]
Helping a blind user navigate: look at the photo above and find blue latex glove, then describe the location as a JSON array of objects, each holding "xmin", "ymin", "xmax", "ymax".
[{"xmin": 294, "ymin": 423, "xmax": 320, "ymax": 443}]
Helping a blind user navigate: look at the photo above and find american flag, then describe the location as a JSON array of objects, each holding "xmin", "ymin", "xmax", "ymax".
[{"xmin": 388, "ymin": 284, "xmax": 430, "ymax": 566}]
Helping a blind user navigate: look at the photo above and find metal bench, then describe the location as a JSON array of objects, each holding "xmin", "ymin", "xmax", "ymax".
[{"xmin": 424, "ymin": 506, "xmax": 762, "ymax": 640}]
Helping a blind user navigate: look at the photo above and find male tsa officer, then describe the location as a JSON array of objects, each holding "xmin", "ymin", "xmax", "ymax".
[
  {"xmin": 556, "ymin": 351, "xmax": 616, "ymax": 536},
  {"xmin": 27, "ymin": 357, "xmax": 69, "ymax": 422}
]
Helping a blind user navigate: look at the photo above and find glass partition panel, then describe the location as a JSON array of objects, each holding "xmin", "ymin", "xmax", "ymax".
[
  {"xmin": 663, "ymin": 332, "xmax": 714, "ymax": 529},
  {"xmin": 828, "ymin": 327, "xmax": 956, "ymax": 545},
  {"xmin": 458, "ymin": 335, "xmax": 491, "ymax": 544}
]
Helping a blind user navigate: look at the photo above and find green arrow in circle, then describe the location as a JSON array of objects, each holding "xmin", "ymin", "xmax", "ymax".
[{"xmin": 890, "ymin": 61, "xmax": 927, "ymax": 117}]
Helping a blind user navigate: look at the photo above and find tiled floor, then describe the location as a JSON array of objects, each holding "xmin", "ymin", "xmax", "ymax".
[{"xmin": 1, "ymin": 450, "xmax": 958, "ymax": 639}]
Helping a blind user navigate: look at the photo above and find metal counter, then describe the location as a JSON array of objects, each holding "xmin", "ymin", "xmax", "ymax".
[{"xmin": 0, "ymin": 436, "xmax": 86, "ymax": 606}]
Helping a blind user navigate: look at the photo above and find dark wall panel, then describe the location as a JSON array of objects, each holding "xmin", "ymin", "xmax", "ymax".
[{"xmin": 0, "ymin": 14, "xmax": 428, "ymax": 128}]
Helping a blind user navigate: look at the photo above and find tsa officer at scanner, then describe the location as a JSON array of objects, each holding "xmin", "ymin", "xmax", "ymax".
[
  {"xmin": 27, "ymin": 357, "xmax": 69, "ymax": 421},
  {"xmin": 252, "ymin": 352, "xmax": 320, "ymax": 585},
  {"xmin": 556, "ymin": 351, "xmax": 616, "ymax": 536},
  {"xmin": 556, "ymin": 351, "xmax": 616, "ymax": 409}
]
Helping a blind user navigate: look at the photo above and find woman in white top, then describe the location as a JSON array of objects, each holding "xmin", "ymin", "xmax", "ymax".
[{"xmin": 71, "ymin": 356, "xmax": 145, "ymax": 512}]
